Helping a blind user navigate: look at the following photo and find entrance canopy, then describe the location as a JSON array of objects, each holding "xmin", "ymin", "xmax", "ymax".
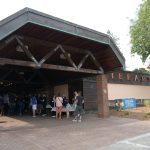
[{"xmin": 0, "ymin": 8, "xmax": 125, "ymax": 86}]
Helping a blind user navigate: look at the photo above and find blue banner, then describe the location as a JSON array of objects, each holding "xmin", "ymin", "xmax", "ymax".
[{"xmin": 122, "ymin": 98, "xmax": 136, "ymax": 110}]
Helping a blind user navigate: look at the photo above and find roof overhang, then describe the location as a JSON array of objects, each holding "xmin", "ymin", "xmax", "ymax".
[{"xmin": 0, "ymin": 8, "xmax": 125, "ymax": 77}]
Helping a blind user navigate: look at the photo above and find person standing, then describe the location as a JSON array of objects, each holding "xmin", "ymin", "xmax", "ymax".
[
  {"xmin": 55, "ymin": 93, "xmax": 63, "ymax": 119},
  {"xmin": 18, "ymin": 95, "xmax": 24, "ymax": 116},
  {"xmin": 31, "ymin": 95, "xmax": 37, "ymax": 117},
  {"xmin": 0, "ymin": 94, "xmax": 4, "ymax": 116},
  {"xmin": 72, "ymin": 91, "xmax": 84, "ymax": 122},
  {"xmin": 41, "ymin": 95, "xmax": 47, "ymax": 116},
  {"xmin": 3, "ymin": 93, "xmax": 9, "ymax": 116},
  {"xmin": 72, "ymin": 91, "xmax": 78, "ymax": 110},
  {"xmin": 63, "ymin": 96, "xmax": 70, "ymax": 118}
]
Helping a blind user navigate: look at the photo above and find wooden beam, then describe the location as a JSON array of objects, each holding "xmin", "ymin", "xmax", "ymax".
[
  {"xmin": 18, "ymin": 35, "xmax": 90, "ymax": 54},
  {"xmin": 5, "ymin": 35, "xmax": 20, "ymax": 44},
  {"xmin": 0, "ymin": 35, "xmax": 24, "ymax": 51},
  {"xmin": 18, "ymin": 35, "xmax": 104, "ymax": 71},
  {"xmin": 0, "ymin": 35, "xmax": 17, "ymax": 51},
  {"xmin": 0, "ymin": 58, "xmax": 102, "ymax": 74},
  {"xmin": 89, "ymin": 52, "xmax": 104, "ymax": 73},
  {"xmin": 16, "ymin": 35, "xmax": 104, "ymax": 72},
  {"xmin": 0, "ymin": 35, "xmax": 104, "ymax": 73},
  {"xmin": 77, "ymin": 53, "xmax": 90, "ymax": 69},
  {"xmin": 39, "ymin": 45, "xmax": 59, "ymax": 65},
  {"xmin": 59, "ymin": 45, "xmax": 77, "ymax": 69},
  {"xmin": 16, "ymin": 37, "xmax": 39, "ymax": 66}
]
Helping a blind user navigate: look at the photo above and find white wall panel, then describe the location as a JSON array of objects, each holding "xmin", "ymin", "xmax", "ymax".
[{"xmin": 108, "ymin": 83, "xmax": 150, "ymax": 100}]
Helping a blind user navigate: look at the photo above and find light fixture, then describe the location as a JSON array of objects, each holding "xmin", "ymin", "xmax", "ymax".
[
  {"xmin": 60, "ymin": 53, "xmax": 71, "ymax": 60},
  {"xmin": 19, "ymin": 72, "xmax": 24, "ymax": 75},
  {"xmin": 16, "ymin": 45, "xmax": 28, "ymax": 52}
]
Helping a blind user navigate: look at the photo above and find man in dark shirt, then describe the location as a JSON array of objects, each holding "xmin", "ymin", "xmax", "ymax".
[{"xmin": 72, "ymin": 91, "xmax": 84, "ymax": 122}]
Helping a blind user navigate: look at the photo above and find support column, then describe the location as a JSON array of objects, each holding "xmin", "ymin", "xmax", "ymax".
[{"xmin": 96, "ymin": 74, "xmax": 109, "ymax": 118}]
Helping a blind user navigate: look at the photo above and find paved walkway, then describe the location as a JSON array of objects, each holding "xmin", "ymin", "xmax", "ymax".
[
  {"xmin": 0, "ymin": 114, "xmax": 150, "ymax": 150},
  {"xmin": 96, "ymin": 132, "xmax": 150, "ymax": 150}
]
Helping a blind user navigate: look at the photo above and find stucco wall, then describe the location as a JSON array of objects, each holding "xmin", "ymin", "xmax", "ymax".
[{"xmin": 108, "ymin": 83, "xmax": 150, "ymax": 100}]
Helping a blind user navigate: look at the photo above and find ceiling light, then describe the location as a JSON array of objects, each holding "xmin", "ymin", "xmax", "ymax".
[
  {"xmin": 60, "ymin": 53, "xmax": 71, "ymax": 59},
  {"xmin": 16, "ymin": 45, "xmax": 28, "ymax": 52}
]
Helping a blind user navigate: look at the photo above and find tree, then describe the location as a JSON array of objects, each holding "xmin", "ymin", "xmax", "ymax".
[
  {"xmin": 107, "ymin": 30, "xmax": 120, "ymax": 48},
  {"xmin": 130, "ymin": 0, "xmax": 150, "ymax": 62},
  {"xmin": 133, "ymin": 68, "xmax": 150, "ymax": 74}
]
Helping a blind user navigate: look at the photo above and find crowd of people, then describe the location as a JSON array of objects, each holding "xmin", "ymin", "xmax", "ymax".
[
  {"xmin": 53, "ymin": 91, "xmax": 84, "ymax": 122},
  {"xmin": 0, "ymin": 91, "xmax": 84, "ymax": 122},
  {"xmin": 0, "ymin": 93, "xmax": 51, "ymax": 117}
]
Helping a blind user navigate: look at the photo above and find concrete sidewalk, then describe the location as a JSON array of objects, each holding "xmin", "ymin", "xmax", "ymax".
[
  {"xmin": 0, "ymin": 114, "xmax": 150, "ymax": 150},
  {"xmin": 96, "ymin": 133, "xmax": 150, "ymax": 150}
]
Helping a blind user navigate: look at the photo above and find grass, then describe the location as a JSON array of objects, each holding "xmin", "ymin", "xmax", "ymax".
[
  {"xmin": 146, "ymin": 112, "xmax": 150, "ymax": 115},
  {"xmin": 124, "ymin": 112, "xmax": 129, "ymax": 116}
]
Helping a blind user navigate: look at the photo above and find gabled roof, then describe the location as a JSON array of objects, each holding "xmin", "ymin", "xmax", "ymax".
[{"xmin": 0, "ymin": 7, "xmax": 125, "ymax": 71}]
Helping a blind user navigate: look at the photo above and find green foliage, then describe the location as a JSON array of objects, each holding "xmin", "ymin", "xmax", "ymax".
[
  {"xmin": 144, "ymin": 115, "xmax": 148, "ymax": 118},
  {"xmin": 130, "ymin": 0, "xmax": 150, "ymax": 62},
  {"xmin": 133, "ymin": 67, "xmax": 150, "ymax": 74},
  {"xmin": 146, "ymin": 112, "xmax": 150, "ymax": 115},
  {"xmin": 124, "ymin": 112, "xmax": 129, "ymax": 116}
]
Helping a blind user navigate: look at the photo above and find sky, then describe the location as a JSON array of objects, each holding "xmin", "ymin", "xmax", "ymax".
[{"xmin": 0, "ymin": 0, "xmax": 145, "ymax": 71}]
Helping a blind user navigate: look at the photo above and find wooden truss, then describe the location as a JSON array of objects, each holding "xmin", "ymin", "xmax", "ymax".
[{"xmin": 0, "ymin": 35, "xmax": 104, "ymax": 74}]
